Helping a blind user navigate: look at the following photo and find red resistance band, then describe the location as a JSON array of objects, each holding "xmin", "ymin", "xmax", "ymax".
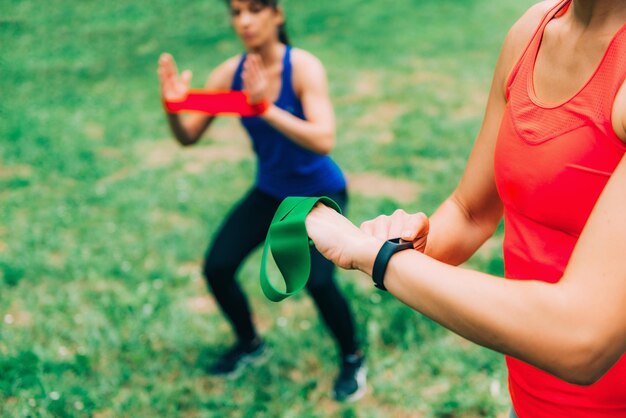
[{"xmin": 162, "ymin": 90, "xmax": 269, "ymax": 117}]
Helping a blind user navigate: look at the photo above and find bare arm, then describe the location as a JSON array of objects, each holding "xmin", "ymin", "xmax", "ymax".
[
  {"xmin": 244, "ymin": 50, "xmax": 336, "ymax": 154},
  {"xmin": 304, "ymin": 1, "xmax": 626, "ymax": 385},
  {"xmin": 425, "ymin": 3, "xmax": 555, "ymax": 264},
  {"xmin": 306, "ymin": 133, "xmax": 626, "ymax": 387},
  {"xmin": 423, "ymin": 61, "xmax": 506, "ymax": 264},
  {"xmin": 157, "ymin": 53, "xmax": 239, "ymax": 146},
  {"xmin": 360, "ymin": 3, "xmax": 552, "ymax": 265},
  {"xmin": 381, "ymin": 156, "xmax": 626, "ymax": 385}
]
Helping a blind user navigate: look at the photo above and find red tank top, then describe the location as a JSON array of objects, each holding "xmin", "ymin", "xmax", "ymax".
[{"xmin": 494, "ymin": 0, "xmax": 626, "ymax": 417}]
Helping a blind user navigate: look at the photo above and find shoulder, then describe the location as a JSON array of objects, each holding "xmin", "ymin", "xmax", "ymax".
[
  {"xmin": 493, "ymin": 1, "xmax": 558, "ymax": 91},
  {"xmin": 501, "ymin": 1, "xmax": 556, "ymax": 63},
  {"xmin": 205, "ymin": 54, "xmax": 244, "ymax": 89},
  {"xmin": 290, "ymin": 48, "xmax": 324, "ymax": 70},
  {"xmin": 290, "ymin": 48, "xmax": 328, "ymax": 94}
]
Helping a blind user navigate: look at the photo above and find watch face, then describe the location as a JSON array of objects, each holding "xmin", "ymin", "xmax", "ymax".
[{"xmin": 388, "ymin": 238, "xmax": 414, "ymax": 250}]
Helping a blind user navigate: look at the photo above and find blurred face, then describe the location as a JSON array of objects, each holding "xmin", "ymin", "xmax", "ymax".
[{"xmin": 229, "ymin": 0, "xmax": 283, "ymax": 49}]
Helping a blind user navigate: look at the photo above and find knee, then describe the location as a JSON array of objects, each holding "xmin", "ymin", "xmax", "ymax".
[{"xmin": 202, "ymin": 258, "xmax": 237, "ymax": 290}]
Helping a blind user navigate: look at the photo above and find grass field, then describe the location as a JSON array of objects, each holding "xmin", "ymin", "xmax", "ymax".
[{"xmin": 1, "ymin": 0, "xmax": 535, "ymax": 416}]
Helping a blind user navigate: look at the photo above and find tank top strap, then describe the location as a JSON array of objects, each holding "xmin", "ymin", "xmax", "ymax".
[
  {"xmin": 586, "ymin": 24, "xmax": 626, "ymax": 116},
  {"xmin": 505, "ymin": 0, "xmax": 626, "ymax": 145},
  {"xmin": 282, "ymin": 45, "xmax": 292, "ymax": 83},
  {"xmin": 278, "ymin": 46, "xmax": 297, "ymax": 104},
  {"xmin": 506, "ymin": 0, "xmax": 571, "ymax": 99},
  {"xmin": 231, "ymin": 53, "xmax": 247, "ymax": 91}
]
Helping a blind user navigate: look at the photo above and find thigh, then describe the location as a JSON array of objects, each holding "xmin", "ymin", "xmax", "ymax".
[{"xmin": 206, "ymin": 188, "xmax": 281, "ymax": 267}]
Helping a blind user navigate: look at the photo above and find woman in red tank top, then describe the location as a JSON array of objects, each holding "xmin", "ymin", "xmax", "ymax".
[{"xmin": 304, "ymin": 0, "xmax": 626, "ymax": 417}]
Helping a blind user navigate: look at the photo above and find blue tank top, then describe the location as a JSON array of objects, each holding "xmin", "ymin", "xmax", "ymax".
[{"xmin": 231, "ymin": 46, "xmax": 346, "ymax": 199}]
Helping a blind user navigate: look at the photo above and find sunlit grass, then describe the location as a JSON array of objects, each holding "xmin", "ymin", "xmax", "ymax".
[{"xmin": 2, "ymin": 0, "xmax": 533, "ymax": 416}]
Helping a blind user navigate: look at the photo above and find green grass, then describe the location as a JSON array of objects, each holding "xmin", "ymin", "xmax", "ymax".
[{"xmin": 1, "ymin": 0, "xmax": 534, "ymax": 416}]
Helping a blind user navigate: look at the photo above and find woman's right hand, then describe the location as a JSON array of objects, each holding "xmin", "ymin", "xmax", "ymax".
[
  {"xmin": 360, "ymin": 209, "xmax": 430, "ymax": 253},
  {"xmin": 158, "ymin": 53, "xmax": 192, "ymax": 101}
]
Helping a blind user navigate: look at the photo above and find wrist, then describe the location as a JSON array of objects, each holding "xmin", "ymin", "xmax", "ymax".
[
  {"xmin": 162, "ymin": 97, "xmax": 173, "ymax": 113},
  {"xmin": 162, "ymin": 96, "xmax": 183, "ymax": 114},
  {"xmin": 372, "ymin": 238, "xmax": 414, "ymax": 291},
  {"xmin": 251, "ymin": 100, "xmax": 270, "ymax": 116},
  {"xmin": 354, "ymin": 236, "xmax": 385, "ymax": 276}
]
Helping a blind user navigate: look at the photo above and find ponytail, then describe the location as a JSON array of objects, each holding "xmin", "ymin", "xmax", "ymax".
[{"xmin": 278, "ymin": 21, "xmax": 290, "ymax": 45}]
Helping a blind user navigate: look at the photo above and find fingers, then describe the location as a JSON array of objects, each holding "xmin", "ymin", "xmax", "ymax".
[
  {"xmin": 360, "ymin": 210, "xmax": 429, "ymax": 247},
  {"xmin": 242, "ymin": 54, "xmax": 267, "ymax": 104},
  {"xmin": 181, "ymin": 69, "xmax": 192, "ymax": 90},
  {"xmin": 158, "ymin": 53, "xmax": 176, "ymax": 91},
  {"xmin": 158, "ymin": 53, "xmax": 177, "ymax": 81},
  {"xmin": 244, "ymin": 54, "xmax": 262, "ymax": 74},
  {"xmin": 242, "ymin": 54, "xmax": 254, "ymax": 82},
  {"xmin": 368, "ymin": 214, "xmax": 394, "ymax": 241},
  {"xmin": 242, "ymin": 66, "xmax": 251, "ymax": 89},
  {"xmin": 400, "ymin": 212, "xmax": 429, "ymax": 241},
  {"xmin": 157, "ymin": 53, "xmax": 190, "ymax": 100},
  {"xmin": 159, "ymin": 53, "xmax": 172, "ymax": 67},
  {"xmin": 388, "ymin": 209, "xmax": 411, "ymax": 238},
  {"xmin": 243, "ymin": 58, "xmax": 258, "ymax": 88},
  {"xmin": 360, "ymin": 209, "xmax": 407, "ymax": 240},
  {"xmin": 248, "ymin": 54, "xmax": 263, "ymax": 80}
]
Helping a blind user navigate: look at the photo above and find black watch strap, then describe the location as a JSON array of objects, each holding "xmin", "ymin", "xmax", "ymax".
[{"xmin": 372, "ymin": 238, "xmax": 414, "ymax": 291}]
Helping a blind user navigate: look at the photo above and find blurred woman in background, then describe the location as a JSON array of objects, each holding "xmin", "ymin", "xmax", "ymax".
[{"xmin": 157, "ymin": 0, "xmax": 366, "ymax": 401}]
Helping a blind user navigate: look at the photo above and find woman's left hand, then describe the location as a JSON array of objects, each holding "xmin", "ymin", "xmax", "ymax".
[
  {"xmin": 242, "ymin": 54, "xmax": 269, "ymax": 105},
  {"xmin": 306, "ymin": 204, "xmax": 383, "ymax": 274}
]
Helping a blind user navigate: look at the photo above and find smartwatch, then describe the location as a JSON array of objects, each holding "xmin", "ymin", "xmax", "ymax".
[{"xmin": 372, "ymin": 238, "xmax": 413, "ymax": 291}]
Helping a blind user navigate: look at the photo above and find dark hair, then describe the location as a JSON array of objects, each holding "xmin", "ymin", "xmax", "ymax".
[{"xmin": 226, "ymin": 0, "xmax": 290, "ymax": 45}]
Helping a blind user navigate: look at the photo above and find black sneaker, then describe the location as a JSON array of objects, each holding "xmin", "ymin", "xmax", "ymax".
[
  {"xmin": 207, "ymin": 339, "xmax": 268, "ymax": 379},
  {"xmin": 333, "ymin": 353, "xmax": 367, "ymax": 401}
]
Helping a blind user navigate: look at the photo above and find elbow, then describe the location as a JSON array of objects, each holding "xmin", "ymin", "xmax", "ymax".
[
  {"xmin": 553, "ymin": 333, "xmax": 617, "ymax": 386},
  {"xmin": 557, "ymin": 362, "xmax": 608, "ymax": 387},
  {"xmin": 546, "ymin": 285, "xmax": 625, "ymax": 386},
  {"xmin": 177, "ymin": 135, "xmax": 199, "ymax": 147},
  {"xmin": 316, "ymin": 132, "xmax": 335, "ymax": 155}
]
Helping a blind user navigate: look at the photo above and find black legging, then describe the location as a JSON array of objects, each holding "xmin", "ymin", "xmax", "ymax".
[{"xmin": 203, "ymin": 188, "xmax": 358, "ymax": 356}]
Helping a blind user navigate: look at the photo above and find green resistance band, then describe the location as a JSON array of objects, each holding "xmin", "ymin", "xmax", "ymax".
[{"xmin": 260, "ymin": 196, "xmax": 341, "ymax": 302}]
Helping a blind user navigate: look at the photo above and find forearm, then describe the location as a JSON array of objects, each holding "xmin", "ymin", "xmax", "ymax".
[
  {"xmin": 166, "ymin": 112, "xmax": 214, "ymax": 146},
  {"xmin": 426, "ymin": 196, "xmax": 501, "ymax": 265},
  {"xmin": 306, "ymin": 201, "xmax": 622, "ymax": 384},
  {"xmin": 260, "ymin": 105, "xmax": 334, "ymax": 154},
  {"xmin": 381, "ymin": 251, "xmax": 615, "ymax": 384}
]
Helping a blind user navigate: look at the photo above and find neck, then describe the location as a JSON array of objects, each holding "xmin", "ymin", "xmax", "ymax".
[
  {"xmin": 568, "ymin": 0, "xmax": 626, "ymax": 29},
  {"xmin": 250, "ymin": 41, "xmax": 284, "ymax": 66}
]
